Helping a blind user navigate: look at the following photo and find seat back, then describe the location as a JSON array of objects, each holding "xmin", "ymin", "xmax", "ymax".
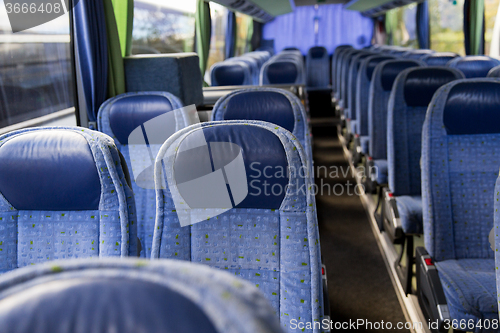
[
  {"xmin": 0, "ymin": 127, "xmax": 137, "ymax": 272},
  {"xmin": 98, "ymin": 92, "xmax": 187, "ymax": 258},
  {"xmin": 0, "ymin": 258, "xmax": 282, "ymax": 333},
  {"xmin": 306, "ymin": 46, "xmax": 329, "ymax": 88},
  {"xmin": 422, "ymin": 79, "xmax": 500, "ymax": 261},
  {"xmin": 402, "ymin": 49, "xmax": 434, "ymax": 60},
  {"xmin": 346, "ymin": 51, "xmax": 372, "ymax": 122},
  {"xmin": 333, "ymin": 48, "xmax": 352, "ymax": 100},
  {"xmin": 151, "ymin": 121, "xmax": 322, "ymax": 331},
  {"xmin": 211, "ymin": 61, "xmax": 253, "ymax": 86},
  {"xmin": 332, "ymin": 45, "xmax": 353, "ymax": 93},
  {"xmin": 261, "ymin": 60, "xmax": 302, "ymax": 85},
  {"xmin": 487, "ymin": 65, "xmax": 500, "ymax": 78},
  {"xmin": 421, "ymin": 52, "xmax": 460, "ymax": 66},
  {"xmin": 368, "ymin": 59, "xmax": 423, "ymax": 159},
  {"xmin": 340, "ymin": 49, "xmax": 363, "ymax": 109},
  {"xmin": 212, "ymin": 88, "xmax": 311, "ymax": 162},
  {"xmin": 447, "ymin": 56, "xmax": 500, "ymax": 78},
  {"xmin": 228, "ymin": 57, "xmax": 260, "ymax": 85},
  {"xmin": 387, "ymin": 67, "xmax": 464, "ymax": 197},
  {"xmin": 355, "ymin": 55, "xmax": 395, "ymax": 136}
]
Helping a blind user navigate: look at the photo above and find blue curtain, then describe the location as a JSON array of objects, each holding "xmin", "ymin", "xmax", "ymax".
[
  {"xmin": 72, "ymin": 0, "xmax": 108, "ymax": 123},
  {"xmin": 416, "ymin": 1, "xmax": 430, "ymax": 49},
  {"xmin": 263, "ymin": 4, "xmax": 373, "ymax": 54},
  {"xmin": 225, "ymin": 11, "xmax": 236, "ymax": 59}
]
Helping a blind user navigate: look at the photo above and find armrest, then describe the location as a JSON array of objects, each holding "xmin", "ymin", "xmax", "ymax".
[{"xmin": 382, "ymin": 188, "xmax": 404, "ymax": 242}]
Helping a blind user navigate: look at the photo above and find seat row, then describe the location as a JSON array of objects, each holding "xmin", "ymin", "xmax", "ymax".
[
  {"xmin": 333, "ymin": 43, "xmax": 500, "ymax": 329},
  {"xmin": 210, "ymin": 51, "xmax": 272, "ymax": 86},
  {"xmin": 0, "ymin": 87, "xmax": 323, "ymax": 333}
]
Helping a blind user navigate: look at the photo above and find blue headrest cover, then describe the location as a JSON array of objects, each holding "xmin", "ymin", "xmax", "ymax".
[
  {"xmin": 310, "ymin": 46, "xmax": 327, "ymax": 59},
  {"xmin": 487, "ymin": 65, "xmax": 500, "ymax": 78},
  {"xmin": 450, "ymin": 57, "xmax": 500, "ymax": 78},
  {"xmin": 355, "ymin": 53, "xmax": 372, "ymax": 70},
  {"xmin": 422, "ymin": 53, "xmax": 459, "ymax": 66},
  {"xmin": 443, "ymin": 81, "xmax": 500, "ymax": 135},
  {"xmin": 214, "ymin": 64, "xmax": 246, "ymax": 86},
  {"xmin": 109, "ymin": 94, "xmax": 175, "ymax": 145},
  {"xmin": 224, "ymin": 91, "xmax": 295, "ymax": 133},
  {"xmin": 366, "ymin": 56, "xmax": 394, "ymax": 80},
  {"xmin": 0, "ymin": 277, "xmax": 218, "ymax": 333},
  {"xmin": 174, "ymin": 125, "xmax": 288, "ymax": 209},
  {"xmin": 0, "ymin": 131, "xmax": 101, "ymax": 210},
  {"xmin": 267, "ymin": 62, "xmax": 298, "ymax": 84},
  {"xmin": 380, "ymin": 60, "xmax": 421, "ymax": 91},
  {"xmin": 404, "ymin": 68, "xmax": 462, "ymax": 107}
]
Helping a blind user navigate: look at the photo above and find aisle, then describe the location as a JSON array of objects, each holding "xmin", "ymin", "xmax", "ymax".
[{"xmin": 312, "ymin": 120, "xmax": 409, "ymax": 333}]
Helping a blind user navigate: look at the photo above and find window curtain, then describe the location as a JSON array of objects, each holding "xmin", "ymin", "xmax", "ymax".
[
  {"xmin": 385, "ymin": 10, "xmax": 398, "ymax": 45},
  {"xmin": 111, "ymin": 0, "xmax": 134, "ymax": 56},
  {"xmin": 72, "ymin": 0, "xmax": 108, "ymax": 123},
  {"xmin": 246, "ymin": 19, "xmax": 254, "ymax": 52},
  {"xmin": 416, "ymin": 1, "xmax": 430, "ymax": 49},
  {"xmin": 225, "ymin": 11, "xmax": 236, "ymax": 59},
  {"xmin": 464, "ymin": 0, "xmax": 485, "ymax": 55},
  {"xmin": 196, "ymin": 0, "xmax": 212, "ymax": 85},
  {"xmin": 251, "ymin": 20, "xmax": 263, "ymax": 51},
  {"xmin": 263, "ymin": 4, "xmax": 373, "ymax": 54}
]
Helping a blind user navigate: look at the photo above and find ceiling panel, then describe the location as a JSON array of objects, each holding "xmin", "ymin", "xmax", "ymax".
[{"xmin": 293, "ymin": 0, "xmax": 349, "ymax": 6}]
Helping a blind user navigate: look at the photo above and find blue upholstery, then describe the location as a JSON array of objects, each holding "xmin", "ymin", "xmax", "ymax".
[
  {"xmin": 422, "ymin": 79, "xmax": 500, "ymax": 327},
  {"xmin": 395, "ymin": 196, "xmax": 423, "ymax": 234},
  {"xmin": 421, "ymin": 52, "xmax": 460, "ymax": 66},
  {"xmin": 360, "ymin": 136, "xmax": 370, "ymax": 154},
  {"xmin": 346, "ymin": 52, "xmax": 372, "ymax": 123},
  {"xmin": 355, "ymin": 55, "xmax": 395, "ymax": 136},
  {"xmin": 447, "ymin": 56, "xmax": 500, "ymax": 78},
  {"xmin": 373, "ymin": 159, "xmax": 388, "ymax": 184},
  {"xmin": 333, "ymin": 48, "xmax": 353, "ymax": 100},
  {"xmin": 332, "ymin": 45, "xmax": 353, "ymax": 94},
  {"xmin": 402, "ymin": 49, "xmax": 434, "ymax": 60},
  {"xmin": 340, "ymin": 50, "xmax": 363, "ymax": 111},
  {"xmin": 212, "ymin": 88, "xmax": 312, "ymax": 163},
  {"xmin": 0, "ymin": 127, "xmax": 137, "ymax": 273},
  {"xmin": 494, "ymin": 174, "xmax": 500, "ymax": 321},
  {"xmin": 151, "ymin": 121, "xmax": 323, "ymax": 333},
  {"xmin": 261, "ymin": 61, "xmax": 300, "ymax": 85},
  {"xmin": 487, "ymin": 65, "xmax": 500, "ymax": 78},
  {"xmin": 0, "ymin": 258, "xmax": 282, "ymax": 333},
  {"xmin": 368, "ymin": 60, "xmax": 423, "ymax": 160},
  {"xmin": 98, "ymin": 92, "xmax": 185, "ymax": 258},
  {"xmin": 211, "ymin": 61, "xmax": 253, "ymax": 86},
  {"xmin": 306, "ymin": 46, "xmax": 329, "ymax": 88}
]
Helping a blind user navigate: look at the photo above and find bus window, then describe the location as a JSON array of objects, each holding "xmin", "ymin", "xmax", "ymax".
[
  {"xmin": 0, "ymin": 1, "xmax": 74, "ymax": 129},
  {"xmin": 485, "ymin": 0, "xmax": 500, "ymax": 56},
  {"xmin": 385, "ymin": 4, "xmax": 418, "ymax": 48},
  {"xmin": 132, "ymin": 0, "xmax": 196, "ymax": 55},
  {"xmin": 206, "ymin": 4, "xmax": 227, "ymax": 81},
  {"xmin": 235, "ymin": 12, "xmax": 252, "ymax": 56},
  {"xmin": 429, "ymin": 0, "xmax": 465, "ymax": 55}
]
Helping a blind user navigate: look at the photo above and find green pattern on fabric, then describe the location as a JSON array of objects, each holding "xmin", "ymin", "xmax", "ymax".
[{"xmin": 196, "ymin": 0, "xmax": 211, "ymax": 86}]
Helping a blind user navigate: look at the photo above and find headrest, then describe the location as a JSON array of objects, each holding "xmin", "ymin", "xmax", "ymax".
[
  {"xmin": 402, "ymin": 50, "xmax": 434, "ymax": 60},
  {"xmin": 443, "ymin": 80, "xmax": 500, "ymax": 135},
  {"xmin": 0, "ymin": 130, "xmax": 101, "ymax": 211},
  {"xmin": 448, "ymin": 56, "xmax": 500, "ymax": 78},
  {"xmin": 487, "ymin": 65, "xmax": 500, "ymax": 78},
  {"xmin": 309, "ymin": 46, "xmax": 327, "ymax": 59},
  {"xmin": 173, "ymin": 124, "xmax": 289, "ymax": 209},
  {"xmin": 380, "ymin": 60, "xmax": 421, "ymax": 91},
  {"xmin": 223, "ymin": 91, "xmax": 295, "ymax": 133},
  {"xmin": 108, "ymin": 94, "xmax": 176, "ymax": 145},
  {"xmin": 422, "ymin": 53, "xmax": 460, "ymax": 66},
  {"xmin": 0, "ymin": 277, "xmax": 218, "ymax": 333},
  {"xmin": 354, "ymin": 52, "xmax": 372, "ymax": 70},
  {"xmin": 284, "ymin": 47, "xmax": 300, "ymax": 51},
  {"xmin": 335, "ymin": 45, "xmax": 353, "ymax": 53},
  {"xmin": 213, "ymin": 63, "xmax": 247, "ymax": 86},
  {"xmin": 388, "ymin": 49, "xmax": 409, "ymax": 57},
  {"xmin": 403, "ymin": 67, "xmax": 463, "ymax": 107},
  {"xmin": 266, "ymin": 62, "xmax": 298, "ymax": 84},
  {"xmin": 366, "ymin": 56, "xmax": 395, "ymax": 80}
]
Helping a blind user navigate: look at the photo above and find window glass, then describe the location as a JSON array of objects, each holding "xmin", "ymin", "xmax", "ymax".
[
  {"xmin": 0, "ymin": 1, "xmax": 74, "ymax": 129},
  {"xmin": 206, "ymin": 4, "xmax": 227, "ymax": 78},
  {"xmin": 429, "ymin": 0, "xmax": 465, "ymax": 55},
  {"xmin": 386, "ymin": 4, "xmax": 418, "ymax": 48},
  {"xmin": 235, "ymin": 12, "xmax": 252, "ymax": 56},
  {"xmin": 132, "ymin": 0, "xmax": 196, "ymax": 54},
  {"xmin": 485, "ymin": 0, "xmax": 500, "ymax": 56}
]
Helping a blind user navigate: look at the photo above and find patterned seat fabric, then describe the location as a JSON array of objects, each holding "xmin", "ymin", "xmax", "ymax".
[
  {"xmin": 487, "ymin": 65, "xmax": 500, "ymax": 78},
  {"xmin": 306, "ymin": 46, "xmax": 329, "ymax": 88},
  {"xmin": 98, "ymin": 92, "xmax": 186, "ymax": 258},
  {"xmin": 447, "ymin": 56, "xmax": 500, "ymax": 78},
  {"xmin": 211, "ymin": 61, "xmax": 254, "ymax": 86},
  {"xmin": 422, "ymin": 79, "xmax": 500, "ymax": 328},
  {"xmin": 151, "ymin": 121, "xmax": 323, "ymax": 333},
  {"xmin": 401, "ymin": 49, "xmax": 434, "ymax": 60},
  {"xmin": 0, "ymin": 258, "xmax": 283, "ymax": 333},
  {"xmin": 387, "ymin": 67, "xmax": 464, "ymax": 234},
  {"xmin": 212, "ymin": 88, "xmax": 312, "ymax": 164},
  {"xmin": 368, "ymin": 59, "xmax": 423, "ymax": 183},
  {"xmin": 340, "ymin": 49, "xmax": 363, "ymax": 112},
  {"xmin": 0, "ymin": 127, "xmax": 137, "ymax": 272},
  {"xmin": 332, "ymin": 45, "xmax": 353, "ymax": 97},
  {"xmin": 421, "ymin": 52, "xmax": 460, "ymax": 66},
  {"xmin": 333, "ymin": 47, "xmax": 353, "ymax": 102},
  {"xmin": 260, "ymin": 50, "xmax": 305, "ymax": 85},
  {"xmin": 346, "ymin": 52, "xmax": 373, "ymax": 127}
]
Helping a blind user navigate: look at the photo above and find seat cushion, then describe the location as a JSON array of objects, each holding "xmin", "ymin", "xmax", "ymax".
[
  {"xmin": 436, "ymin": 259, "xmax": 497, "ymax": 328},
  {"xmin": 395, "ymin": 195, "xmax": 422, "ymax": 234},
  {"xmin": 373, "ymin": 159, "xmax": 388, "ymax": 184},
  {"xmin": 360, "ymin": 136, "xmax": 369, "ymax": 155}
]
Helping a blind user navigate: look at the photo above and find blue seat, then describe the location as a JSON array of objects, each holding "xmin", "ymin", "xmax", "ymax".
[
  {"xmin": 367, "ymin": 59, "xmax": 423, "ymax": 184},
  {"xmin": 487, "ymin": 65, "xmax": 500, "ymax": 78},
  {"xmin": 402, "ymin": 49, "xmax": 434, "ymax": 60},
  {"xmin": 346, "ymin": 51, "xmax": 373, "ymax": 134},
  {"xmin": 306, "ymin": 46, "xmax": 329, "ymax": 88},
  {"xmin": 421, "ymin": 79, "xmax": 500, "ymax": 327},
  {"xmin": 0, "ymin": 258, "xmax": 282, "ymax": 333},
  {"xmin": 333, "ymin": 47, "xmax": 353, "ymax": 102},
  {"xmin": 332, "ymin": 45, "xmax": 353, "ymax": 97},
  {"xmin": 0, "ymin": 127, "xmax": 137, "ymax": 272},
  {"xmin": 211, "ymin": 61, "xmax": 253, "ymax": 86},
  {"xmin": 387, "ymin": 67, "xmax": 464, "ymax": 235},
  {"xmin": 260, "ymin": 60, "xmax": 303, "ymax": 85},
  {"xmin": 212, "ymin": 88, "xmax": 312, "ymax": 163},
  {"xmin": 447, "ymin": 56, "xmax": 500, "ymax": 78},
  {"xmin": 151, "ymin": 121, "xmax": 323, "ymax": 333},
  {"xmin": 355, "ymin": 55, "xmax": 395, "ymax": 155},
  {"xmin": 228, "ymin": 57, "xmax": 260, "ymax": 85},
  {"xmin": 98, "ymin": 92, "xmax": 187, "ymax": 258},
  {"xmin": 421, "ymin": 52, "xmax": 460, "ymax": 66},
  {"xmin": 387, "ymin": 47, "xmax": 411, "ymax": 57},
  {"xmin": 339, "ymin": 49, "xmax": 363, "ymax": 112}
]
